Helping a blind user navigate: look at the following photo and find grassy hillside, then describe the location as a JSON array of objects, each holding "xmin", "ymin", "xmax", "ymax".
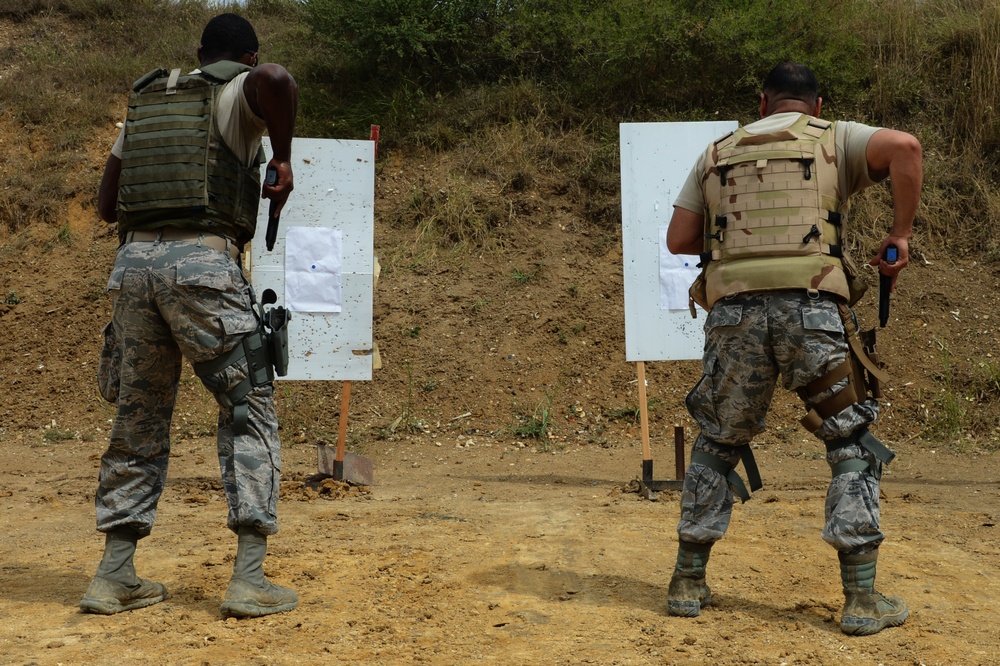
[{"xmin": 2, "ymin": 0, "xmax": 1000, "ymax": 255}]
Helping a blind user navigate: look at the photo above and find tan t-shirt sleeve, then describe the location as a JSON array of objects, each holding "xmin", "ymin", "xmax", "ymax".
[
  {"xmin": 214, "ymin": 71, "xmax": 268, "ymax": 166},
  {"xmin": 836, "ymin": 120, "xmax": 884, "ymax": 198},
  {"xmin": 110, "ymin": 125, "xmax": 125, "ymax": 159},
  {"xmin": 673, "ymin": 151, "xmax": 709, "ymax": 214}
]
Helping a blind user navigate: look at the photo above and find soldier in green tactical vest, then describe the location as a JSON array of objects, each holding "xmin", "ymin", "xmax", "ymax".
[
  {"xmin": 82, "ymin": 13, "xmax": 300, "ymax": 619},
  {"xmin": 666, "ymin": 63, "xmax": 922, "ymax": 636}
]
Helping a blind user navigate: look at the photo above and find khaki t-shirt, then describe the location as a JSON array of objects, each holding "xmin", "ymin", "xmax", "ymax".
[
  {"xmin": 111, "ymin": 70, "xmax": 267, "ymax": 166},
  {"xmin": 673, "ymin": 112, "xmax": 882, "ymax": 215}
]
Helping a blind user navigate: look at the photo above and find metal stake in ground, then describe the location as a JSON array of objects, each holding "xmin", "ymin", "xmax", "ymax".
[{"xmin": 636, "ymin": 361, "xmax": 684, "ymax": 499}]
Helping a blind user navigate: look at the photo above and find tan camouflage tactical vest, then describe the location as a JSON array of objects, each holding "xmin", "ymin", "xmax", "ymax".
[
  {"xmin": 697, "ymin": 115, "xmax": 856, "ymax": 307},
  {"xmin": 117, "ymin": 61, "xmax": 265, "ymax": 246}
]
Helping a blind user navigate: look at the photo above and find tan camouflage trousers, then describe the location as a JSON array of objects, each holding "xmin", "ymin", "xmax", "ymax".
[
  {"xmin": 678, "ymin": 291, "xmax": 885, "ymax": 554},
  {"xmin": 95, "ymin": 238, "xmax": 282, "ymax": 537}
]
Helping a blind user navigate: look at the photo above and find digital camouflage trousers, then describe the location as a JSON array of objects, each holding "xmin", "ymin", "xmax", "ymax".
[
  {"xmin": 95, "ymin": 237, "xmax": 282, "ymax": 537},
  {"xmin": 677, "ymin": 291, "xmax": 885, "ymax": 554}
]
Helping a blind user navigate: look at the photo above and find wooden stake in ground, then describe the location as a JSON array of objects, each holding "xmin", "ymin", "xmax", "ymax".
[{"xmin": 316, "ymin": 381, "xmax": 374, "ymax": 486}]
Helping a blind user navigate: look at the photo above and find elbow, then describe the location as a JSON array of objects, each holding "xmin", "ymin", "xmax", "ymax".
[
  {"xmin": 902, "ymin": 134, "xmax": 923, "ymax": 163},
  {"xmin": 98, "ymin": 208, "xmax": 117, "ymax": 225},
  {"xmin": 893, "ymin": 133, "xmax": 923, "ymax": 172},
  {"xmin": 97, "ymin": 189, "xmax": 118, "ymax": 224}
]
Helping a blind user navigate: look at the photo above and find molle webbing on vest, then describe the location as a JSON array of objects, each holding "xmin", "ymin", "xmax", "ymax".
[
  {"xmin": 699, "ymin": 116, "xmax": 851, "ymax": 307},
  {"xmin": 117, "ymin": 63, "xmax": 262, "ymax": 246}
]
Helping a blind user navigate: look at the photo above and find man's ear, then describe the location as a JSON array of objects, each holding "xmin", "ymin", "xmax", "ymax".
[
  {"xmin": 814, "ymin": 96, "xmax": 823, "ymax": 117},
  {"xmin": 759, "ymin": 93, "xmax": 768, "ymax": 118}
]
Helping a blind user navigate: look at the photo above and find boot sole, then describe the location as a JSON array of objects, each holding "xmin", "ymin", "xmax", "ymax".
[
  {"xmin": 667, "ymin": 599, "xmax": 701, "ymax": 617},
  {"xmin": 841, "ymin": 607, "xmax": 909, "ymax": 636},
  {"xmin": 80, "ymin": 592, "xmax": 166, "ymax": 615},
  {"xmin": 667, "ymin": 592, "xmax": 712, "ymax": 617},
  {"xmin": 220, "ymin": 600, "xmax": 298, "ymax": 618}
]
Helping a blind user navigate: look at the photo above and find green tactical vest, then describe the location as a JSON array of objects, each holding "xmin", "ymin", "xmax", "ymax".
[
  {"xmin": 698, "ymin": 115, "xmax": 859, "ymax": 307},
  {"xmin": 116, "ymin": 61, "xmax": 265, "ymax": 246}
]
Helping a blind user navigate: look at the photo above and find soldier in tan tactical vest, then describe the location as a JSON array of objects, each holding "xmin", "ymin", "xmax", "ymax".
[
  {"xmin": 82, "ymin": 13, "xmax": 300, "ymax": 619},
  {"xmin": 666, "ymin": 63, "xmax": 922, "ymax": 636}
]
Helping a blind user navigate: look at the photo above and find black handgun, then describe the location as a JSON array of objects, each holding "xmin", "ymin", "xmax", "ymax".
[
  {"xmin": 264, "ymin": 166, "xmax": 280, "ymax": 251},
  {"xmin": 878, "ymin": 244, "xmax": 898, "ymax": 328}
]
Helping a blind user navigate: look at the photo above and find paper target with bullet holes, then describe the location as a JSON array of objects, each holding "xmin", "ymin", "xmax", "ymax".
[
  {"xmin": 619, "ymin": 121, "xmax": 738, "ymax": 362},
  {"xmin": 248, "ymin": 137, "xmax": 376, "ymax": 380}
]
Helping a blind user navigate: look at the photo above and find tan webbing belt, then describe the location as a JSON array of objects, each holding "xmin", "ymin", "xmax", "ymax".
[{"xmin": 125, "ymin": 227, "xmax": 239, "ymax": 261}]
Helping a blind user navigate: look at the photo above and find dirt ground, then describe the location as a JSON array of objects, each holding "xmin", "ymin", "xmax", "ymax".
[{"xmin": 2, "ymin": 129, "xmax": 1000, "ymax": 665}]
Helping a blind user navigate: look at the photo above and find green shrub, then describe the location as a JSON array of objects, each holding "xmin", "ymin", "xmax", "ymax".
[{"xmin": 305, "ymin": 0, "xmax": 508, "ymax": 87}]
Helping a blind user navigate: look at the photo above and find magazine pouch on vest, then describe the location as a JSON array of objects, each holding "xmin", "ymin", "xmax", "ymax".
[
  {"xmin": 116, "ymin": 62, "xmax": 264, "ymax": 247},
  {"xmin": 695, "ymin": 116, "xmax": 864, "ymax": 309}
]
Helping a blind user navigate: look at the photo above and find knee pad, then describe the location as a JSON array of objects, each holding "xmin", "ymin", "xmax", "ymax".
[
  {"xmin": 825, "ymin": 428, "xmax": 896, "ymax": 479},
  {"xmin": 691, "ymin": 443, "xmax": 762, "ymax": 503}
]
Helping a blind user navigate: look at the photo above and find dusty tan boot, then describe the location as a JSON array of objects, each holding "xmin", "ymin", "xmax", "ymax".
[
  {"xmin": 220, "ymin": 527, "xmax": 298, "ymax": 618},
  {"xmin": 839, "ymin": 550, "xmax": 908, "ymax": 636},
  {"xmin": 667, "ymin": 541, "xmax": 713, "ymax": 617},
  {"xmin": 79, "ymin": 530, "xmax": 167, "ymax": 615}
]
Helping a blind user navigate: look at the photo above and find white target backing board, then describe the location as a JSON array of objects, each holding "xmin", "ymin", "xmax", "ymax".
[
  {"xmin": 620, "ymin": 121, "xmax": 738, "ymax": 362},
  {"xmin": 249, "ymin": 137, "xmax": 375, "ymax": 381}
]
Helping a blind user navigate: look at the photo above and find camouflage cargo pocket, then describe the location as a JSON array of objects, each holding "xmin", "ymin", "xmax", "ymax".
[{"xmin": 97, "ymin": 321, "xmax": 120, "ymax": 403}]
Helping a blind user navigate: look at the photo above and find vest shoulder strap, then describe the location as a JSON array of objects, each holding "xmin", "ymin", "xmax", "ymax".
[
  {"xmin": 132, "ymin": 68, "xmax": 168, "ymax": 93},
  {"xmin": 198, "ymin": 60, "xmax": 253, "ymax": 84},
  {"xmin": 130, "ymin": 61, "xmax": 251, "ymax": 96}
]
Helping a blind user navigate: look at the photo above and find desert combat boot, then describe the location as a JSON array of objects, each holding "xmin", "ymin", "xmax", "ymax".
[
  {"xmin": 839, "ymin": 549, "xmax": 909, "ymax": 635},
  {"xmin": 667, "ymin": 541, "xmax": 713, "ymax": 617},
  {"xmin": 220, "ymin": 526, "xmax": 298, "ymax": 618},
  {"xmin": 79, "ymin": 530, "xmax": 167, "ymax": 614}
]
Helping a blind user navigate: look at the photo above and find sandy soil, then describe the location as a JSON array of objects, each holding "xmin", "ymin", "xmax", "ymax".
[{"xmin": 2, "ymin": 133, "xmax": 1000, "ymax": 665}]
